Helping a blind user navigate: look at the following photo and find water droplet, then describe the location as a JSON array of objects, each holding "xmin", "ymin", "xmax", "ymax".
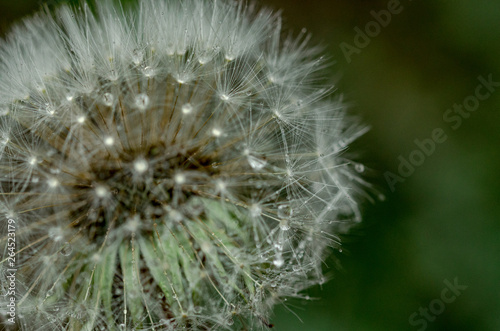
[
  {"xmin": 193, "ymin": 306, "xmax": 202, "ymax": 314},
  {"xmin": 247, "ymin": 155, "xmax": 267, "ymax": 170},
  {"xmin": 48, "ymin": 227, "xmax": 63, "ymax": 242},
  {"xmin": 227, "ymin": 318, "xmax": 234, "ymax": 326},
  {"xmin": 60, "ymin": 242, "xmax": 73, "ymax": 256},
  {"xmin": 273, "ymin": 256, "xmax": 284, "ymax": 267},
  {"xmin": 277, "ymin": 204, "xmax": 293, "ymax": 219},
  {"xmin": 355, "ymin": 163, "xmax": 365, "ymax": 173},
  {"xmin": 133, "ymin": 158, "xmax": 148, "ymax": 174},
  {"xmin": 103, "ymin": 93, "xmax": 114, "ymax": 106},
  {"xmin": 250, "ymin": 204, "xmax": 262, "ymax": 218},
  {"xmin": 134, "ymin": 93, "xmax": 150, "ymax": 111},
  {"xmin": 142, "ymin": 66, "xmax": 155, "ymax": 77},
  {"xmin": 182, "ymin": 103, "xmax": 193, "ymax": 114},
  {"xmin": 132, "ymin": 49, "xmax": 143, "ymax": 65},
  {"xmin": 47, "ymin": 177, "xmax": 59, "ymax": 188},
  {"xmin": 45, "ymin": 289, "xmax": 54, "ymax": 297},
  {"xmin": 279, "ymin": 219, "xmax": 290, "ymax": 231},
  {"xmin": 95, "ymin": 186, "xmax": 109, "ymax": 198},
  {"xmin": 45, "ymin": 103, "xmax": 55, "ymax": 116},
  {"xmin": 211, "ymin": 128, "xmax": 222, "ymax": 137},
  {"xmin": 104, "ymin": 136, "xmax": 114, "ymax": 146}
]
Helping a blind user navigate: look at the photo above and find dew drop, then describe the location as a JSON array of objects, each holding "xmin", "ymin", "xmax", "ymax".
[
  {"xmin": 250, "ymin": 204, "xmax": 262, "ymax": 218},
  {"xmin": 273, "ymin": 256, "xmax": 284, "ymax": 267},
  {"xmin": 279, "ymin": 219, "xmax": 290, "ymax": 231},
  {"xmin": 103, "ymin": 93, "xmax": 114, "ymax": 106},
  {"xmin": 28, "ymin": 156, "xmax": 38, "ymax": 166},
  {"xmin": 60, "ymin": 242, "xmax": 73, "ymax": 256},
  {"xmin": 211, "ymin": 128, "xmax": 222, "ymax": 137},
  {"xmin": 142, "ymin": 66, "xmax": 155, "ymax": 77},
  {"xmin": 132, "ymin": 49, "xmax": 144, "ymax": 65},
  {"xmin": 47, "ymin": 178, "xmax": 59, "ymax": 188},
  {"xmin": 104, "ymin": 136, "xmax": 114, "ymax": 146},
  {"xmin": 355, "ymin": 163, "xmax": 365, "ymax": 173},
  {"xmin": 44, "ymin": 103, "xmax": 55, "ymax": 116},
  {"xmin": 95, "ymin": 186, "xmax": 109, "ymax": 198},
  {"xmin": 182, "ymin": 103, "xmax": 193, "ymax": 114},
  {"xmin": 134, "ymin": 93, "xmax": 150, "ymax": 111},
  {"xmin": 48, "ymin": 227, "xmax": 63, "ymax": 242},
  {"xmin": 277, "ymin": 204, "xmax": 293, "ymax": 219},
  {"xmin": 247, "ymin": 155, "xmax": 267, "ymax": 170},
  {"xmin": 227, "ymin": 318, "xmax": 234, "ymax": 326},
  {"xmin": 134, "ymin": 158, "xmax": 149, "ymax": 174}
]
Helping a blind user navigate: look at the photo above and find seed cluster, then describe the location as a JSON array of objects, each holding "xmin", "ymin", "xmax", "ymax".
[{"xmin": 0, "ymin": 1, "xmax": 371, "ymax": 330}]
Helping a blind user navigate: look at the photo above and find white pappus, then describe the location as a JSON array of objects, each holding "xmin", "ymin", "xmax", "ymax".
[{"xmin": 0, "ymin": 0, "xmax": 374, "ymax": 330}]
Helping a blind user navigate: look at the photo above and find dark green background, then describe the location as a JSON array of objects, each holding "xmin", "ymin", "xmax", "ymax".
[{"xmin": 1, "ymin": 1, "xmax": 498, "ymax": 330}]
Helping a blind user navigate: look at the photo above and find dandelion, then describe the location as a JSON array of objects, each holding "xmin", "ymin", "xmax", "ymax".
[{"xmin": 0, "ymin": 0, "xmax": 374, "ymax": 330}]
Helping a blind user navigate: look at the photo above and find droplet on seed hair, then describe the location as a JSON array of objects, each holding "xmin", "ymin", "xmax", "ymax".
[
  {"xmin": 182, "ymin": 103, "xmax": 193, "ymax": 114},
  {"xmin": 355, "ymin": 163, "xmax": 365, "ymax": 173},
  {"xmin": 247, "ymin": 155, "xmax": 267, "ymax": 170},
  {"xmin": 60, "ymin": 242, "xmax": 73, "ymax": 256},
  {"xmin": 273, "ymin": 256, "xmax": 284, "ymax": 267},
  {"xmin": 277, "ymin": 204, "xmax": 293, "ymax": 219},
  {"xmin": 142, "ymin": 66, "xmax": 155, "ymax": 77},
  {"xmin": 134, "ymin": 93, "xmax": 150, "ymax": 111},
  {"xmin": 103, "ymin": 93, "xmax": 114, "ymax": 106}
]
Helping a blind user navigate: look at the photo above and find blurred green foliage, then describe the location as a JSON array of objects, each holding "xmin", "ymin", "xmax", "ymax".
[{"xmin": 1, "ymin": 1, "xmax": 498, "ymax": 330}]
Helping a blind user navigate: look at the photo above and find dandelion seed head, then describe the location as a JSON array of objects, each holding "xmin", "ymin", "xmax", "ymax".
[{"xmin": 0, "ymin": 0, "xmax": 373, "ymax": 329}]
